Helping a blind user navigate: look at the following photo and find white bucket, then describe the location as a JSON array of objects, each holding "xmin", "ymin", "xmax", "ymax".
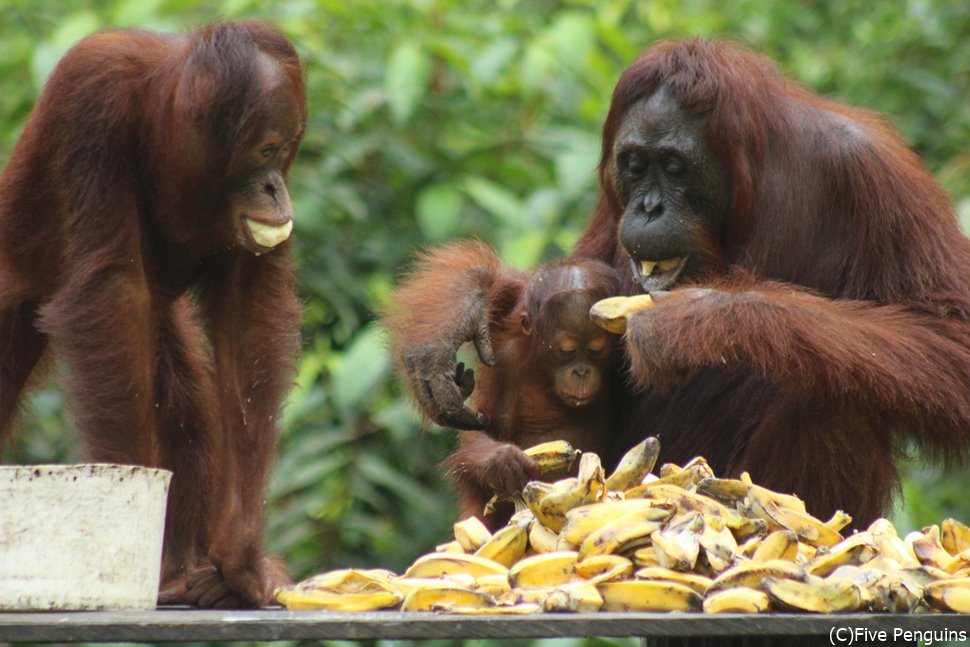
[{"xmin": 0, "ymin": 464, "xmax": 171, "ymax": 610}]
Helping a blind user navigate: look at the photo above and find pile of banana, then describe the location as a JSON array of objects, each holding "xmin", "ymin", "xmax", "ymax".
[{"xmin": 276, "ymin": 438, "xmax": 970, "ymax": 615}]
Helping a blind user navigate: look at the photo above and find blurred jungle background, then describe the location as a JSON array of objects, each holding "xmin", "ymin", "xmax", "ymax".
[{"xmin": 1, "ymin": 0, "xmax": 968, "ymax": 644}]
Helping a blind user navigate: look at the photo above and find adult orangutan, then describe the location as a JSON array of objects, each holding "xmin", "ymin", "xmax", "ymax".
[
  {"xmin": 385, "ymin": 39, "xmax": 970, "ymax": 528},
  {"xmin": 0, "ymin": 21, "xmax": 306, "ymax": 608}
]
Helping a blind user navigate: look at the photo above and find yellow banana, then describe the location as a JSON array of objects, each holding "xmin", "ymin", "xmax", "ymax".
[
  {"xmin": 604, "ymin": 437, "xmax": 661, "ymax": 492},
  {"xmin": 905, "ymin": 529, "xmax": 957, "ymax": 571},
  {"xmin": 598, "ymin": 580, "xmax": 703, "ymax": 612},
  {"xmin": 651, "ymin": 511, "xmax": 703, "ymax": 571},
  {"xmin": 404, "ymin": 552, "xmax": 509, "ymax": 579},
  {"xmin": 453, "ymin": 516, "xmax": 491, "ymax": 552},
  {"xmin": 703, "ymin": 588, "xmax": 771, "ymax": 614},
  {"xmin": 942, "ymin": 518, "xmax": 970, "ymax": 556},
  {"xmin": 529, "ymin": 519, "xmax": 561, "ymax": 554},
  {"xmin": 536, "ymin": 453, "xmax": 606, "ymax": 531},
  {"xmin": 578, "ymin": 515, "xmax": 665, "ymax": 560},
  {"xmin": 824, "ymin": 510, "xmax": 853, "ymax": 533},
  {"xmin": 923, "ymin": 579, "xmax": 970, "ymax": 613},
  {"xmin": 709, "ymin": 559, "xmax": 808, "ymax": 592},
  {"xmin": 590, "ymin": 294, "xmax": 655, "ymax": 334},
  {"xmin": 763, "ymin": 575, "xmax": 863, "ymax": 613},
  {"xmin": 392, "ymin": 574, "xmax": 476, "ymax": 596},
  {"xmin": 574, "ymin": 554, "xmax": 634, "ymax": 583},
  {"xmin": 745, "ymin": 484, "xmax": 842, "ymax": 547},
  {"xmin": 524, "ymin": 440, "xmax": 581, "ymax": 474},
  {"xmin": 752, "ymin": 530, "xmax": 799, "ymax": 563},
  {"xmin": 559, "ymin": 499, "xmax": 673, "ymax": 548},
  {"xmin": 436, "ymin": 540, "xmax": 466, "ymax": 554},
  {"xmin": 275, "ymin": 586, "xmax": 402, "ymax": 611},
  {"xmin": 508, "ymin": 551, "xmax": 578, "ymax": 588},
  {"xmin": 401, "ymin": 585, "xmax": 493, "ymax": 612},
  {"xmin": 634, "ymin": 567, "xmax": 714, "ymax": 594},
  {"xmin": 807, "ymin": 533, "xmax": 878, "ymax": 577},
  {"xmin": 698, "ymin": 520, "xmax": 739, "ymax": 573},
  {"xmin": 475, "ymin": 573, "xmax": 512, "ymax": 597},
  {"xmin": 739, "ymin": 472, "xmax": 807, "ymax": 513},
  {"xmin": 474, "ymin": 520, "xmax": 528, "ymax": 567},
  {"xmin": 542, "ymin": 582, "xmax": 604, "ymax": 613},
  {"xmin": 452, "ymin": 602, "xmax": 543, "ymax": 615}
]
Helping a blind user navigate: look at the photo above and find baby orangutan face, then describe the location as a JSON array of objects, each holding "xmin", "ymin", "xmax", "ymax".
[{"xmin": 531, "ymin": 291, "xmax": 616, "ymax": 408}]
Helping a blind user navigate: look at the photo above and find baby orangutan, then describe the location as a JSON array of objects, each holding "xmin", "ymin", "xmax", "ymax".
[{"xmin": 443, "ymin": 258, "xmax": 622, "ymax": 528}]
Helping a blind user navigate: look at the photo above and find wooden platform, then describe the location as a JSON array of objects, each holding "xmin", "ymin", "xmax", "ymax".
[{"xmin": 0, "ymin": 609, "xmax": 968, "ymax": 643}]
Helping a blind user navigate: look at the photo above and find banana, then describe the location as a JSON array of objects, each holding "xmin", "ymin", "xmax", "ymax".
[
  {"xmin": 906, "ymin": 529, "xmax": 957, "ymax": 571},
  {"xmin": 598, "ymin": 580, "xmax": 703, "ymax": 612},
  {"xmin": 522, "ymin": 481, "xmax": 559, "ymax": 528},
  {"xmin": 453, "ymin": 517, "xmax": 491, "ymax": 552},
  {"xmin": 574, "ymin": 554, "xmax": 634, "ymax": 583},
  {"xmin": 699, "ymin": 521, "xmax": 739, "ymax": 573},
  {"xmin": 634, "ymin": 567, "xmax": 714, "ymax": 594},
  {"xmin": 475, "ymin": 519, "xmax": 528, "ymax": 567},
  {"xmin": 694, "ymin": 477, "xmax": 749, "ymax": 506},
  {"xmin": 590, "ymin": 294, "xmax": 655, "ymax": 334},
  {"xmin": 529, "ymin": 519, "xmax": 561, "ymax": 554},
  {"xmin": 276, "ymin": 586, "xmax": 403, "ymax": 611},
  {"xmin": 559, "ymin": 499, "xmax": 673, "ymax": 548},
  {"xmin": 276, "ymin": 569, "xmax": 404, "ymax": 610},
  {"xmin": 456, "ymin": 602, "xmax": 543, "ymax": 615},
  {"xmin": 709, "ymin": 559, "xmax": 808, "ymax": 593},
  {"xmin": 435, "ymin": 540, "xmax": 466, "ymax": 553},
  {"xmin": 739, "ymin": 472, "xmax": 807, "ymax": 513},
  {"xmin": 543, "ymin": 582, "xmax": 604, "ymax": 613},
  {"xmin": 536, "ymin": 453, "xmax": 606, "ymax": 531},
  {"xmin": 524, "ymin": 440, "xmax": 581, "ymax": 474},
  {"xmin": 627, "ymin": 461, "xmax": 713, "ymax": 494},
  {"xmin": 579, "ymin": 515, "xmax": 666, "ymax": 560},
  {"xmin": 942, "ymin": 518, "xmax": 970, "ymax": 556},
  {"xmin": 392, "ymin": 574, "xmax": 477, "ymax": 596},
  {"xmin": 807, "ymin": 533, "xmax": 878, "ymax": 577},
  {"xmin": 752, "ymin": 530, "xmax": 799, "ymax": 563},
  {"xmin": 824, "ymin": 510, "xmax": 853, "ymax": 533},
  {"xmin": 475, "ymin": 573, "xmax": 512, "ymax": 597},
  {"xmin": 632, "ymin": 546, "xmax": 661, "ymax": 568},
  {"xmin": 703, "ymin": 588, "xmax": 771, "ymax": 614},
  {"xmin": 401, "ymin": 585, "xmax": 493, "ymax": 612},
  {"xmin": 605, "ymin": 437, "xmax": 661, "ymax": 491},
  {"xmin": 763, "ymin": 575, "xmax": 863, "ymax": 613},
  {"xmin": 509, "ymin": 551, "xmax": 579, "ymax": 588},
  {"xmin": 404, "ymin": 552, "xmax": 509, "ymax": 579},
  {"xmin": 745, "ymin": 484, "xmax": 842, "ymax": 547},
  {"xmin": 923, "ymin": 579, "xmax": 970, "ymax": 613},
  {"xmin": 651, "ymin": 511, "xmax": 704, "ymax": 571}
]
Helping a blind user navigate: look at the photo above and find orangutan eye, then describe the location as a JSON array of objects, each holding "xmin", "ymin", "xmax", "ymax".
[
  {"xmin": 260, "ymin": 145, "xmax": 279, "ymax": 159},
  {"xmin": 663, "ymin": 152, "xmax": 686, "ymax": 175}
]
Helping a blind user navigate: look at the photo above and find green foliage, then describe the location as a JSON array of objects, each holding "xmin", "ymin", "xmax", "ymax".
[{"xmin": 1, "ymin": 0, "xmax": 969, "ymax": 596}]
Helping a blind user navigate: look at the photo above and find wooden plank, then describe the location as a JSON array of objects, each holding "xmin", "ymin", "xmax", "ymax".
[{"xmin": 0, "ymin": 610, "xmax": 968, "ymax": 643}]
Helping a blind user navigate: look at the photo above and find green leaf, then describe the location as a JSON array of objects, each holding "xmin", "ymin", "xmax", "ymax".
[
  {"xmin": 31, "ymin": 12, "xmax": 101, "ymax": 89},
  {"xmin": 331, "ymin": 325, "xmax": 390, "ymax": 415},
  {"xmin": 385, "ymin": 41, "xmax": 433, "ymax": 125},
  {"xmin": 415, "ymin": 183, "xmax": 464, "ymax": 241},
  {"xmin": 463, "ymin": 175, "xmax": 524, "ymax": 227}
]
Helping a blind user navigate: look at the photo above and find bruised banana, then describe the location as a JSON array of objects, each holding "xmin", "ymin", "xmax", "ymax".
[
  {"xmin": 703, "ymin": 588, "xmax": 771, "ymax": 614},
  {"xmin": 559, "ymin": 499, "xmax": 673, "ymax": 548},
  {"xmin": 475, "ymin": 519, "xmax": 528, "ymax": 567},
  {"xmin": 579, "ymin": 514, "xmax": 666, "ymax": 560},
  {"xmin": 598, "ymin": 580, "xmax": 703, "ymax": 612},
  {"xmin": 536, "ymin": 453, "xmax": 606, "ymax": 532},
  {"xmin": 404, "ymin": 552, "xmax": 509, "ymax": 579},
  {"xmin": 763, "ymin": 576, "xmax": 863, "ymax": 613},
  {"xmin": 529, "ymin": 519, "xmax": 561, "ymax": 554},
  {"xmin": 509, "ymin": 551, "xmax": 578, "ymax": 588},
  {"xmin": 709, "ymin": 559, "xmax": 808, "ymax": 592},
  {"xmin": 745, "ymin": 484, "xmax": 842, "ymax": 547},
  {"xmin": 923, "ymin": 579, "xmax": 970, "ymax": 613},
  {"xmin": 542, "ymin": 582, "xmax": 604, "ymax": 613},
  {"xmin": 605, "ymin": 437, "xmax": 661, "ymax": 491},
  {"xmin": 574, "ymin": 554, "xmax": 634, "ymax": 583},
  {"xmin": 524, "ymin": 440, "xmax": 581, "ymax": 474},
  {"xmin": 590, "ymin": 294, "xmax": 655, "ymax": 334},
  {"xmin": 752, "ymin": 530, "xmax": 800, "ymax": 563}
]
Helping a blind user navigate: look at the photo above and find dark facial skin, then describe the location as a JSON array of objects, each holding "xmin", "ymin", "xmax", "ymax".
[
  {"xmin": 230, "ymin": 58, "xmax": 303, "ymax": 254},
  {"xmin": 531, "ymin": 293, "xmax": 614, "ymax": 407},
  {"xmin": 612, "ymin": 87, "xmax": 730, "ymax": 292}
]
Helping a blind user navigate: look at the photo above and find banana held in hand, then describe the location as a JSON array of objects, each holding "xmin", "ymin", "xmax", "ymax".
[
  {"xmin": 524, "ymin": 440, "xmax": 582, "ymax": 474},
  {"xmin": 590, "ymin": 294, "xmax": 655, "ymax": 334}
]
